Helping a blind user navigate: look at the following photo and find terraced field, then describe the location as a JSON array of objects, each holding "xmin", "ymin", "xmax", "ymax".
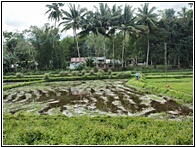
[{"xmin": 3, "ymin": 80, "xmax": 192, "ymax": 119}]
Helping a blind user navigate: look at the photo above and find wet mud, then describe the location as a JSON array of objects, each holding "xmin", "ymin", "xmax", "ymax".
[{"xmin": 3, "ymin": 80, "xmax": 192, "ymax": 119}]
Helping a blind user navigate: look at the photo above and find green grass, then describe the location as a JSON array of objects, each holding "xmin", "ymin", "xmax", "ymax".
[
  {"xmin": 3, "ymin": 80, "xmax": 44, "ymax": 91},
  {"xmin": 3, "ymin": 114, "xmax": 193, "ymax": 145},
  {"xmin": 126, "ymin": 72, "xmax": 193, "ymax": 103}
]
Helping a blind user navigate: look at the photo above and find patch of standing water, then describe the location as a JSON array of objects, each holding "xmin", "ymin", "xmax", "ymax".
[{"xmin": 3, "ymin": 80, "xmax": 192, "ymax": 119}]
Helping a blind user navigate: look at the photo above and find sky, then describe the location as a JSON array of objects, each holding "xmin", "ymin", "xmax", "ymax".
[{"xmin": 2, "ymin": 1, "xmax": 192, "ymax": 37}]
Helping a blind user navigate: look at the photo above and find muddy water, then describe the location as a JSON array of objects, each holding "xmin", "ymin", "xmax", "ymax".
[{"xmin": 3, "ymin": 80, "xmax": 192, "ymax": 118}]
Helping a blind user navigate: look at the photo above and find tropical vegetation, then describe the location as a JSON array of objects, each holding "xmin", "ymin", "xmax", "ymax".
[
  {"xmin": 3, "ymin": 2, "xmax": 193, "ymax": 74},
  {"xmin": 3, "ymin": 2, "xmax": 193, "ymax": 146}
]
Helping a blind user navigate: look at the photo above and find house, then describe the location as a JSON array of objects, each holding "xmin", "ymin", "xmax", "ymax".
[
  {"xmin": 69, "ymin": 57, "xmax": 121, "ymax": 69},
  {"xmin": 69, "ymin": 57, "xmax": 87, "ymax": 69}
]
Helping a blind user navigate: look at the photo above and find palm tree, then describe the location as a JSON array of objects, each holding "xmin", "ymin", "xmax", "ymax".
[
  {"xmin": 137, "ymin": 3, "xmax": 157, "ymax": 67},
  {"xmin": 108, "ymin": 4, "xmax": 122, "ymax": 67},
  {"xmin": 59, "ymin": 3, "xmax": 88, "ymax": 59},
  {"xmin": 118, "ymin": 4, "xmax": 144, "ymax": 67},
  {"xmin": 94, "ymin": 3, "xmax": 111, "ymax": 68},
  {"xmin": 78, "ymin": 10, "xmax": 110, "ymax": 68},
  {"xmin": 177, "ymin": 7, "xmax": 188, "ymax": 18},
  {"xmin": 45, "ymin": 3, "xmax": 64, "ymax": 48},
  {"xmin": 45, "ymin": 3, "xmax": 64, "ymax": 28}
]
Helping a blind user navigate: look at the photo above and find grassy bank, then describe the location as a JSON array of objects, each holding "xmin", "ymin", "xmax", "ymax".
[
  {"xmin": 126, "ymin": 72, "xmax": 193, "ymax": 103},
  {"xmin": 3, "ymin": 114, "xmax": 193, "ymax": 145}
]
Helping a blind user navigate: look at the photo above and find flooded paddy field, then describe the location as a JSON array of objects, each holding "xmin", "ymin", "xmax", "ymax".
[{"xmin": 3, "ymin": 80, "xmax": 192, "ymax": 119}]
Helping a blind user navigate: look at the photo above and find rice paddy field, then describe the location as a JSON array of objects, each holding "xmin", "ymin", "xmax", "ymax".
[{"xmin": 2, "ymin": 70, "xmax": 194, "ymax": 145}]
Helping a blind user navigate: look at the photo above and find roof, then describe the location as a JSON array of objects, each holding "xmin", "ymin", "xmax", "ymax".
[{"xmin": 71, "ymin": 57, "xmax": 86, "ymax": 63}]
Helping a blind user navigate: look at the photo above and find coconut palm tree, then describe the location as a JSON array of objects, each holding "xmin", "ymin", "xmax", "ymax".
[
  {"xmin": 45, "ymin": 3, "xmax": 64, "ymax": 48},
  {"xmin": 93, "ymin": 3, "xmax": 112, "ymax": 68},
  {"xmin": 78, "ymin": 10, "xmax": 111, "ymax": 68},
  {"xmin": 45, "ymin": 3, "xmax": 64, "ymax": 28},
  {"xmin": 108, "ymin": 4, "xmax": 122, "ymax": 67},
  {"xmin": 177, "ymin": 6, "xmax": 188, "ymax": 18},
  {"xmin": 118, "ymin": 4, "xmax": 144, "ymax": 67},
  {"xmin": 59, "ymin": 3, "xmax": 88, "ymax": 59},
  {"xmin": 137, "ymin": 3, "xmax": 157, "ymax": 67}
]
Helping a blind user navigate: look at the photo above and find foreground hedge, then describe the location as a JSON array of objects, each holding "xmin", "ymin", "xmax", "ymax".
[{"xmin": 3, "ymin": 114, "xmax": 193, "ymax": 145}]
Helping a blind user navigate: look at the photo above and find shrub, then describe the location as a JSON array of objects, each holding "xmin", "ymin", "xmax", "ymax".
[
  {"xmin": 43, "ymin": 73, "xmax": 50, "ymax": 81},
  {"xmin": 71, "ymin": 71, "xmax": 78, "ymax": 76},
  {"xmin": 89, "ymin": 70, "xmax": 94, "ymax": 75},
  {"xmin": 76, "ymin": 63, "xmax": 85, "ymax": 70},
  {"xmin": 97, "ymin": 69, "xmax": 104, "ymax": 77},
  {"xmin": 103, "ymin": 67, "xmax": 108, "ymax": 72},
  {"xmin": 86, "ymin": 58, "xmax": 95, "ymax": 68},
  {"xmin": 93, "ymin": 67, "xmax": 98, "ymax": 73},
  {"xmin": 16, "ymin": 72, "xmax": 24, "ymax": 78},
  {"xmin": 84, "ymin": 67, "xmax": 90, "ymax": 73},
  {"xmin": 117, "ymin": 72, "xmax": 131, "ymax": 79},
  {"xmin": 108, "ymin": 69, "xmax": 112, "ymax": 75},
  {"xmin": 59, "ymin": 71, "xmax": 68, "ymax": 77},
  {"xmin": 81, "ymin": 70, "xmax": 86, "ymax": 75},
  {"xmin": 84, "ymin": 73, "xmax": 89, "ymax": 77},
  {"xmin": 77, "ymin": 73, "xmax": 83, "ymax": 76},
  {"xmin": 98, "ymin": 69, "xmax": 104, "ymax": 74}
]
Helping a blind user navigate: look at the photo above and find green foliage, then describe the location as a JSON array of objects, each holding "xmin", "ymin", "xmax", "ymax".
[
  {"xmin": 126, "ymin": 71, "xmax": 193, "ymax": 103},
  {"xmin": 15, "ymin": 72, "xmax": 24, "ymax": 78},
  {"xmin": 76, "ymin": 63, "xmax": 85, "ymax": 70},
  {"xmin": 86, "ymin": 58, "xmax": 95, "ymax": 68},
  {"xmin": 107, "ymin": 69, "xmax": 112, "ymax": 75},
  {"xmin": 117, "ymin": 72, "xmax": 132, "ymax": 79},
  {"xmin": 43, "ymin": 73, "xmax": 50, "ymax": 81},
  {"xmin": 89, "ymin": 70, "xmax": 94, "ymax": 75},
  {"xmin": 3, "ymin": 114, "xmax": 193, "ymax": 145},
  {"xmin": 71, "ymin": 71, "xmax": 78, "ymax": 76},
  {"xmin": 59, "ymin": 71, "xmax": 68, "ymax": 77},
  {"xmin": 97, "ymin": 69, "xmax": 104, "ymax": 78},
  {"xmin": 4, "ymin": 78, "xmax": 42, "ymax": 82},
  {"xmin": 93, "ymin": 67, "xmax": 98, "ymax": 73},
  {"xmin": 81, "ymin": 70, "xmax": 86, "ymax": 75},
  {"xmin": 3, "ymin": 80, "xmax": 43, "ymax": 91}
]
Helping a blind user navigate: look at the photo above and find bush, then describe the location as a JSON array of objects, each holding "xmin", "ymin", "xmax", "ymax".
[
  {"xmin": 108, "ymin": 69, "xmax": 112, "ymax": 75},
  {"xmin": 117, "ymin": 72, "xmax": 131, "ymax": 79},
  {"xmin": 81, "ymin": 70, "xmax": 86, "ymax": 75},
  {"xmin": 93, "ymin": 67, "xmax": 98, "ymax": 73},
  {"xmin": 97, "ymin": 69, "xmax": 104, "ymax": 77},
  {"xmin": 43, "ymin": 73, "xmax": 50, "ymax": 81},
  {"xmin": 83, "ymin": 73, "xmax": 89, "ymax": 77},
  {"xmin": 103, "ymin": 67, "xmax": 108, "ymax": 72},
  {"xmin": 98, "ymin": 69, "xmax": 104, "ymax": 74},
  {"xmin": 84, "ymin": 67, "xmax": 90, "ymax": 73},
  {"xmin": 76, "ymin": 63, "xmax": 85, "ymax": 70},
  {"xmin": 71, "ymin": 71, "xmax": 78, "ymax": 76},
  {"xmin": 59, "ymin": 71, "xmax": 68, "ymax": 77},
  {"xmin": 89, "ymin": 70, "xmax": 94, "ymax": 75},
  {"xmin": 16, "ymin": 72, "xmax": 24, "ymax": 78}
]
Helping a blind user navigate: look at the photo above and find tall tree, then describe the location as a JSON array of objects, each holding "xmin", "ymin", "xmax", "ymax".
[
  {"xmin": 94, "ymin": 3, "xmax": 111, "ymax": 68},
  {"xmin": 137, "ymin": 3, "xmax": 157, "ymax": 67},
  {"xmin": 45, "ymin": 3, "xmax": 64, "ymax": 49},
  {"xmin": 30, "ymin": 24, "xmax": 59, "ymax": 70},
  {"xmin": 45, "ymin": 3, "xmax": 64, "ymax": 28},
  {"xmin": 108, "ymin": 4, "xmax": 122, "ymax": 67},
  {"xmin": 78, "ymin": 10, "xmax": 109, "ymax": 68},
  {"xmin": 118, "ymin": 4, "xmax": 144, "ymax": 67},
  {"xmin": 59, "ymin": 3, "xmax": 88, "ymax": 59}
]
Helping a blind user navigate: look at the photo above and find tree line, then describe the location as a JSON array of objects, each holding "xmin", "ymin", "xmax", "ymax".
[{"xmin": 3, "ymin": 2, "xmax": 193, "ymax": 73}]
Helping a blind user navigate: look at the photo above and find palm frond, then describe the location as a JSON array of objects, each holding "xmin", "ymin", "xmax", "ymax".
[{"xmin": 45, "ymin": 8, "xmax": 51, "ymax": 15}]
